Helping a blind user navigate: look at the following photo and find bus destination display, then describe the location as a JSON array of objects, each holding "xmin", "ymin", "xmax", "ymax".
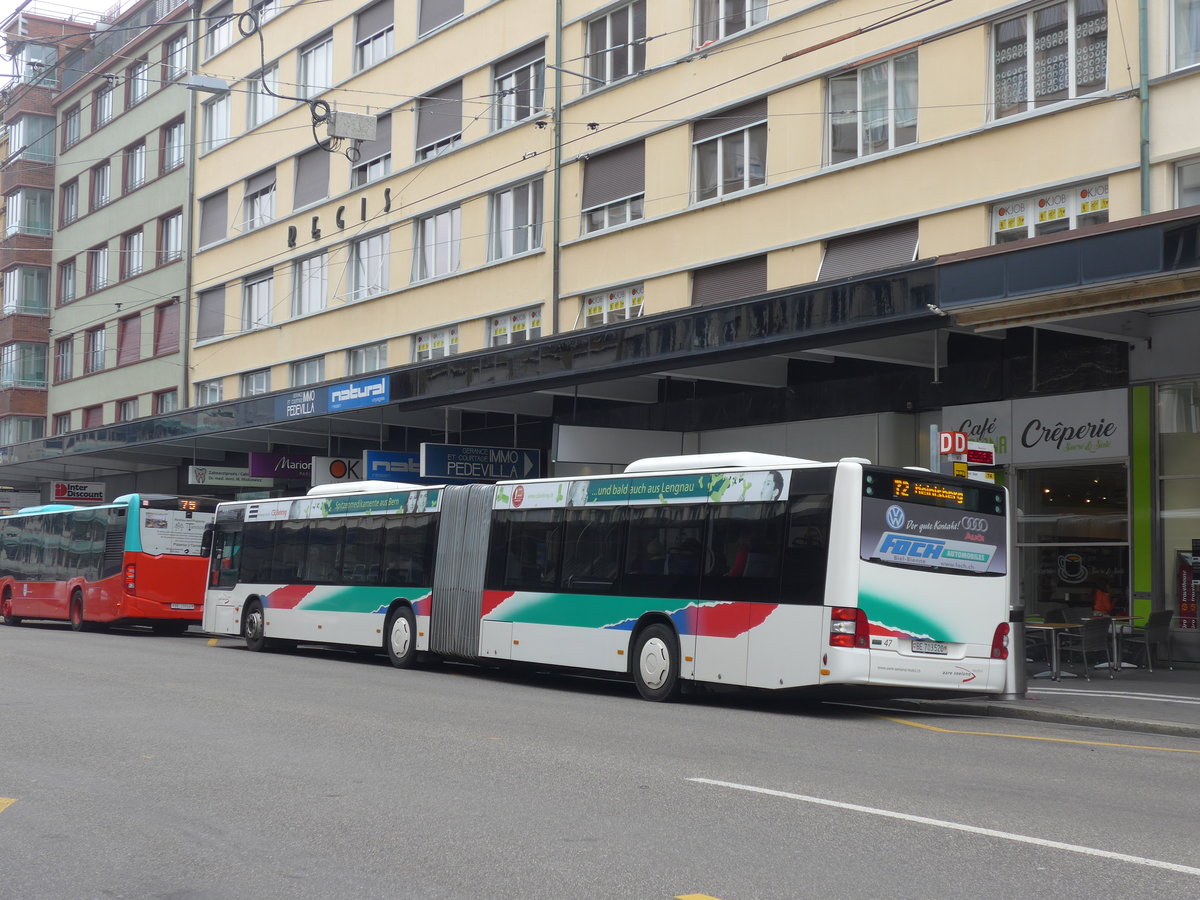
[{"xmin": 863, "ymin": 470, "xmax": 1004, "ymax": 515}]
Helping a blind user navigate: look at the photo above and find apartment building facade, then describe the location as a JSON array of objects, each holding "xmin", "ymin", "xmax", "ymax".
[
  {"xmin": 0, "ymin": 9, "xmax": 90, "ymax": 447},
  {"xmin": 47, "ymin": 0, "xmax": 192, "ymax": 436},
  {"xmin": 2, "ymin": 0, "xmax": 1200, "ymax": 632}
]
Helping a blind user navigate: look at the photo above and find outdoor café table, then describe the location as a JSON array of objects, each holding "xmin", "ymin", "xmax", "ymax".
[
  {"xmin": 1089, "ymin": 615, "xmax": 1136, "ymax": 673},
  {"xmin": 1026, "ymin": 622, "xmax": 1080, "ymax": 681}
]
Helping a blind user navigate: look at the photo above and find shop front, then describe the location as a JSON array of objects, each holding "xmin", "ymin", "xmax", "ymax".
[{"xmin": 944, "ymin": 388, "xmax": 1130, "ymax": 619}]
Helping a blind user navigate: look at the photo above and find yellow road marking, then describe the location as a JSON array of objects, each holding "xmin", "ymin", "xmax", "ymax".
[
  {"xmin": 0, "ymin": 798, "xmax": 16, "ymax": 815},
  {"xmin": 878, "ymin": 715, "xmax": 1200, "ymax": 753},
  {"xmin": 207, "ymin": 638, "xmax": 218, "ymax": 646},
  {"xmin": 676, "ymin": 895, "xmax": 723, "ymax": 900}
]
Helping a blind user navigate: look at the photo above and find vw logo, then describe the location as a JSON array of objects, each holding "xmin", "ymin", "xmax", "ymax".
[
  {"xmin": 885, "ymin": 505, "xmax": 906, "ymax": 529},
  {"xmin": 960, "ymin": 516, "xmax": 989, "ymax": 533}
]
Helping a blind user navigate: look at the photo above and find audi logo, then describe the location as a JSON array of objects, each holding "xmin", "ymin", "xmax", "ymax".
[{"xmin": 960, "ymin": 516, "xmax": 989, "ymax": 533}]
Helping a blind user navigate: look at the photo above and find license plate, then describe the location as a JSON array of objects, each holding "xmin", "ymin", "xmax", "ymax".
[
  {"xmin": 170, "ymin": 603, "xmax": 195, "ymax": 610},
  {"xmin": 911, "ymin": 640, "xmax": 948, "ymax": 655}
]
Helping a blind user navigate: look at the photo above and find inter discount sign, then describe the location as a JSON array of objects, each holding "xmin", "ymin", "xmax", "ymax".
[{"xmin": 52, "ymin": 481, "xmax": 104, "ymax": 503}]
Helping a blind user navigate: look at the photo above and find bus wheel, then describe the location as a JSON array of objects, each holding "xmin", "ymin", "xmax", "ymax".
[
  {"xmin": 243, "ymin": 600, "xmax": 267, "ymax": 652},
  {"xmin": 385, "ymin": 606, "xmax": 417, "ymax": 669},
  {"xmin": 632, "ymin": 623, "xmax": 682, "ymax": 702},
  {"xmin": 69, "ymin": 591, "xmax": 87, "ymax": 633},
  {"xmin": 1, "ymin": 591, "xmax": 19, "ymax": 626}
]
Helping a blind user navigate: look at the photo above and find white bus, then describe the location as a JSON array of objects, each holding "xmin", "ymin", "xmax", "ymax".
[{"xmin": 202, "ymin": 453, "xmax": 1012, "ymax": 699}]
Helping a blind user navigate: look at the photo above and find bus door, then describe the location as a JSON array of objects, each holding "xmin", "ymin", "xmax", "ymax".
[{"xmin": 203, "ymin": 522, "xmax": 243, "ymax": 635}]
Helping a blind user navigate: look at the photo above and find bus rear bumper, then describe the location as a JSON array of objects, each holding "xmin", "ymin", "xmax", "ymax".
[
  {"xmin": 823, "ymin": 649, "xmax": 1005, "ymax": 692},
  {"xmin": 119, "ymin": 594, "xmax": 202, "ymax": 623}
]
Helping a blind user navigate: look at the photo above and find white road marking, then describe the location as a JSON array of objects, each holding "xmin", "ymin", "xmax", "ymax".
[{"xmin": 688, "ymin": 778, "xmax": 1200, "ymax": 877}]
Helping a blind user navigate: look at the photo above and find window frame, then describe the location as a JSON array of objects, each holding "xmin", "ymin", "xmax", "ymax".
[
  {"xmin": 159, "ymin": 210, "xmax": 183, "ymax": 264},
  {"xmin": 347, "ymin": 341, "xmax": 388, "ymax": 375},
  {"xmin": 60, "ymin": 179, "xmax": 79, "ymax": 226},
  {"xmin": 161, "ymin": 118, "xmax": 186, "ymax": 173},
  {"xmin": 120, "ymin": 229, "xmax": 144, "ymax": 280},
  {"xmin": 163, "ymin": 32, "xmax": 188, "ymax": 81},
  {"xmin": 242, "ymin": 271, "xmax": 274, "ymax": 331},
  {"xmin": 586, "ymin": 0, "xmax": 646, "ymax": 90},
  {"xmin": 350, "ymin": 230, "xmax": 390, "ymax": 300},
  {"xmin": 695, "ymin": 0, "xmax": 767, "ymax": 47},
  {"xmin": 693, "ymin": 118, "xmax": 767, "ymax": 202},
  {"xmin": 298, "ymin": 35, "xmax": 333, "ymax": 100},
  {"xmin": 94, "ymin": 84, "xmax": 114, "ymax": 128},
  {"xmin": 58, "ymin": 259, "xmax": 77, "ymax": 306},
  {"xmin": 241, "ymin": 369, "xmax": 271, "ymax": 397},
  {"xmin": 490, "ymin": 307, "xmax": 542, "ymax": 346},
  {"xmin": 202, "ymin": 94, "xmax": 231, "ymax": 152},
  {"xmin": 413, "ymin": 326, "xmax": 458, "ymax": 361},
  {"xmin": 91, "ymin": 161, "xmax": 111, "ymax": 210},
  {"xmin": 54, "ymin": 336, "xmax": 74, "ymax": 383},
  {"xmin": 247, "ymin": 65, "xmax": 279, "ymax": 128},
  {"xmin": 84, "ymin": 325, "xmax": 107, "ymax": 374},
  {"xmin": 583, "ymin": 284, "xmax": 644, "ymax": 328},
  {"xmin": 127, "ymin": 58, "xmax": 152, "ymax": 105},
  {"xmin": 493, "ymin": 50, "xmax": 545, "ymax": 130},
  {"xmin": 292, "ymin": 252, "xmax": 328, "ymax": 316},
  {"xmin": 63, "ymin": 105, "xmax": 81, "ymax": 149},
  {"xmin": 124, "ymin": 140, "xmax": 147, "ymax": 193},
  {"xmin": 195, "ymin": 379, "xmax": 224, "ymax": 405},
  {"xmin": 205, "ymin": 2, "xmax": 234, "ymax": 58},
  {"xmin": 289, "ymin": 356, "xmax": 325, "ymax": 387},
  {"xmin": 86, "ymin": 245, "xmax": 109, "ymax": 293},
  {"xmin": 828, "ymin": 50, "xmax": 918, "ymax": 163},
  {"xmin": 991, "ymin": 0, "xmax": 1108, "ymax": 120},
  {"xmin": 490, "ymin": 178, "xmax": 544, "ymax": 259},
  {"xmin": 412, "ymin": 207, "xmax": 461, "ymax": 281}
]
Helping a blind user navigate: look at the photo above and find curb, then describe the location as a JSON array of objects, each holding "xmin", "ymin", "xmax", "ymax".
[{"xmin": 887, "ymin": 698, "xmax": 1200, "ymax": 740}]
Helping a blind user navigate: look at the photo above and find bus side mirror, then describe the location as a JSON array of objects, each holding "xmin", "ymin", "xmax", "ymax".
[{"xmin": 201, "ymin": 523, "xmax": 214, "ymax": 557}]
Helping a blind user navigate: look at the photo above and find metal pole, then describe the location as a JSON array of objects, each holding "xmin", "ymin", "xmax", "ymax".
[{"xmin": 999, "ymin": 480, "xmax": 1027, "ymax": 699}]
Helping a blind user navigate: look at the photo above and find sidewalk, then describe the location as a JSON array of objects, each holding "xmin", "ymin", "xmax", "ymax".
[{"xmin": 891, "ymin": 663, "xmax": 1200, "ymax": 739}]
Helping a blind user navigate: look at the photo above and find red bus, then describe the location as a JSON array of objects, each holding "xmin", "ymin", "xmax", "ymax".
[{"xmin": 0, "ymin": 493, "xmax": 216, "ymax": 633}]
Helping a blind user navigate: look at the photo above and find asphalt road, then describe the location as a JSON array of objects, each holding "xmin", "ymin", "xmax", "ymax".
[{"xmin": 3, "ymin": 622, "xmax": 1200, "ymax": 900}]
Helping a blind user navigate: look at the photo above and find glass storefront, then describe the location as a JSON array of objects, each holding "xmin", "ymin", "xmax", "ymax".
[
  {"xmin": 1018, "ymin": 463, "xmax": 1129, "ymax": 617},
  {"xmin": 1158, "ymin": 380, "xmax": 1200, "ymax": 627}
]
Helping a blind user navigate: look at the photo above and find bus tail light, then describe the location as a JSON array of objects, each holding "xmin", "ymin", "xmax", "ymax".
[
  {"xmin": 125, "ymin": 564, "xmax": 136, "ymax": 593},
  {"xmin": 830, "ymin": 607, "xmax": 869, "ymax": 648},
  {"xmin": 991, "ymin": 622, "xmax": 1010, "ymax": 659}
]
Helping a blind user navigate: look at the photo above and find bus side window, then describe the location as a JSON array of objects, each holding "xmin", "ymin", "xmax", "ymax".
[
  {"xmin": 343, "ymin": 517, "xmax": 384, "ymax": 586},
  {"xmin": 273, "ymin": 521, "xmax": 309, "ymax": 584},
  {"xmin": 240, "ymin": 522, "xmax": 275, "ymax": 583},
  {"xmin": 780, "ymin": 493, "xmax": 833, "ymax": 605},
  {"xmin": 700, "ymin": 503, "xmax": 784, "ymax": 603},
  {"xmin": 496, "ymin": 510, "xmax": 563, "ymax": 591},
  {"xmin": 561, "ymin": 508, "xmax": 626, "ymax": 593},
  {"xmin": 303, "ymin": 519, "xmax": 345, "ymax": 585},
  {"xmin": 622, "ymin": 505, "xmax": 705, "ymax": 600}
]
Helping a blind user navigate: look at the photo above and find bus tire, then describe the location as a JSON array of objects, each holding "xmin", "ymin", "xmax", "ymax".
[
  {"xmin": 385, "ymin": 606, "xmax": 418, "ymax": 669},
  {"xmin": 1, "ymin": 590, "xmax": 20, "ymax": 626},
  {"xmin": 243, "ymin": 600, "xmax": 268, "ymax": 652},
  {"xmin": 632, "ymin": 623, "xmax": 682, "ymax": 702},
  {"xmin": 69, "ymin": 591, "xmax": 87, "ymax": 633}
]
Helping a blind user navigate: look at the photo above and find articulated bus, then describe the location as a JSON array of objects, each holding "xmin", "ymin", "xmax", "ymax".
[
  {"xmin": 202, "ymin": 453, "xmax": 1011, "ymax": 699},
  {"xmin": 0, "ymin": 494, "xmax": 217, "ymax": 632}
]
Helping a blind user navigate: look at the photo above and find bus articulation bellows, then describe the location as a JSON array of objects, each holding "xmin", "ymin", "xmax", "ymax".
[{"xmin": 201, "ymin": 453, "xmax": 1012, "ymax": 699}]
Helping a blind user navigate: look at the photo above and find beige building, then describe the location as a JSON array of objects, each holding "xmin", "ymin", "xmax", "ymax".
[
  {"xmin": 188, "ymin": 0, "xmax": 1197, "ymax": 398},
  {"xmin": 4, "ymin": 0, "xmax": 1200, "ymax": 637}
]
